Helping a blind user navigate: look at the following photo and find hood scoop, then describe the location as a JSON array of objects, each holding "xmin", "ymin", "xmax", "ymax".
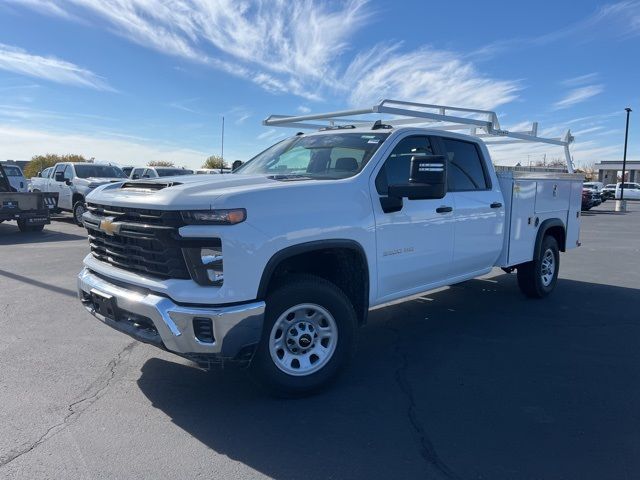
[{"xmin": 120, "ymin": 181, "xmax": 182, "ymax": 191}]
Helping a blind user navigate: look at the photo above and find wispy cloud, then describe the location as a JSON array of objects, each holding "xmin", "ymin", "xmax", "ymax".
[
  {"xmin": 30, "ymin": 0, "xmax": 369, "ymax": 100},
  {"xmin": 343, "ymin": 44, "xmax": 520, "ymax": 109},
  {"xmin": 4, "ymin": 0, "xmax": 78, "ymax": 20},
  {"xmin": 470, "ymin": 2, "xmax": 640, "ymax": 61},
  {"xmin": 0, "ymin": 43, "xmax": 114, "ymax": 91},
  {"xmin": 562, "ymin": 73, "xmax": 599, "ymax": 87},
  {"xmin": 554, "ymin": 85, "xmax": 604, "ymax": 109},
  {"xmin": 12, "ymin": 1, "xmax": 521, "ymax": 110}
]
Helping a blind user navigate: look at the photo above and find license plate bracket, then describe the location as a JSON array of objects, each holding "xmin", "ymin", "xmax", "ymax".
[{"xmin": 90, "ymin": 289, "xmax": 119, "ymax": 321}]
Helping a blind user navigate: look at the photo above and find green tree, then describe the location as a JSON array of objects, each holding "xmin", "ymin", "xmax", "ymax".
[
  {"xmin": 202, "ymin": 155, "xmax": 228, "ymax": 170},
  {"xmin": 23, "ymin": 153, "xmax": 87, "ymax": 178},
  {"xmin": 147, "ymin": 160, "xmax": 175, "ymax": 167}
]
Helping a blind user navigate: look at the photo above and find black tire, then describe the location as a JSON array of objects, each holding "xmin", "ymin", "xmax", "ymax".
[
  {"xmin": 73, "ymin": 200, "xmax": 86, "ymax": 226},
  {"xmin": 17, "ymin": 220, "xmax": 45, "ymax": 233},
  {"xmin": 517, "ymin": 235, "xmax": 560, "ymax": 298},
  {"xmin": 250, "ymin": 274, "xmax": 357, "ymax": 397}
]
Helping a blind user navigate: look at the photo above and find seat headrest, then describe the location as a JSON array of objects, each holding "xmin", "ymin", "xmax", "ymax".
[{"xmin": 335, "ymin": 157, "xmax": 358, "ymax": 172}]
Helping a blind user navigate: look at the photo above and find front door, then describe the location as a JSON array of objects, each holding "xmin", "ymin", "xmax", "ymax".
[
  {"xmin": 371, "ymin": 135, "xmax": 456, "ymax": 302},
  {"xmin": 53, "ymin": 164, "xmax": 73, "ymax": 210}
]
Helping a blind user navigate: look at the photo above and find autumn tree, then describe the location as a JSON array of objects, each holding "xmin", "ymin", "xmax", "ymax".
[
  {"xmin": 147, "ymin": 160, "xmax": 175, "ymax": 167},
  {"xmin": 202, "ymin": 155, "xmax": 228, "ymax": 170},
  {"xmin": 23, "ymin": 153, "xmax": 87, "ymax": 178}
]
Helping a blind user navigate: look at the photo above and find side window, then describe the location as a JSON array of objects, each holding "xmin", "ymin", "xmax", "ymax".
[
  {"xmin": 131, "ymin": 168, "xmax": 143, "ymax": 178},
  {"xmin": 441, "ymin": 138, "xmax": 489, "ymax": 191},
  {"xmin": 63, "ymin": 165, "xmax": 74, "ymax": 181},
  {"xmin": 144, "ymin": 169, "xmax": 156, "ymax": 178},
  {"xmin": 375, "ymin": 136, "xmax": 433, "ymax": 194},
  {"xmin": 53, "ymin": 164, "xmax": 66, "ymax": 179}
]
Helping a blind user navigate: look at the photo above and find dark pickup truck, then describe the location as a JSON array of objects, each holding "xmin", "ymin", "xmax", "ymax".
[{"xmin": 0, "ymin": 164, "xmax": 58, "ymax": 232}]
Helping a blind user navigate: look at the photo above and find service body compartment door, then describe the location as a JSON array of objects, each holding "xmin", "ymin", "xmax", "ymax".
[
  {"xmin": 507, "ymin": 180, "xmax": 538, "ymax": 265},
  {"xmin": 565, "ymin": 180, "xmax": 583, "ymax": 250},
  {"xmin": 535, "ymin": 180, "xmax": 571, "ymax": 213}
]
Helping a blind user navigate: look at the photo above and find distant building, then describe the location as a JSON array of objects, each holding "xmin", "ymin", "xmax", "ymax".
[{"xmin": 595, "ymin": 160, "xmax": 640, "ymax": 183}]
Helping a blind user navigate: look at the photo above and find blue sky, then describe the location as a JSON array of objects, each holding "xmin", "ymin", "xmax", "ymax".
[{"xmin": 0, "ymin": 0, "xmax": 638, "ymax": 169}]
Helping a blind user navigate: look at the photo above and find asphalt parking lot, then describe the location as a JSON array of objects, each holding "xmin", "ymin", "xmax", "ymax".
[{"xmin": 1, "ymin": 204, "xmax": 639, "ymax": 480}]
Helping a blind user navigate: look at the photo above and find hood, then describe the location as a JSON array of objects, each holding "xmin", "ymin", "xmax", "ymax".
[
  {"xmin": 85, "ymin": 173, "xmax": 310, "ymax": 209},
  {"xmin": 80, "ymin": 177, "xmax": 126, "ymax": 187}
]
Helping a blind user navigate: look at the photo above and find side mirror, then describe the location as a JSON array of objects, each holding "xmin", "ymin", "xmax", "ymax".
[
  {"xmin": 131, "ymin": 174, "xmax": 139, "ymax": 180},
  {"xmin": 54, "ymin": 172, "xmax": 65, "ymax": 183},
  {"xmin": 36, "ymin": 171, "xmax": 42, "ymax": 177},
  {"xmin": 65, "ymin": 179, "xmax": 72, "ymax": 185},
  {"xmin": 232, "ymin": 160, "xmax": 243, "ymax": 172},
  {"xmin": 387, "ymin": 155, "xmax": 447, "ymax": 200}
]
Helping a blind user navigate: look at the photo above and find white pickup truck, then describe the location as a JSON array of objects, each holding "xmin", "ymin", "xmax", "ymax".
[
  {"xmin": 77, "ymin": 101, "xmax": 582, "ymax": 395},
  {"xmin": 29, "ymin": 162, "xmax": 128, "ymax": 225}
]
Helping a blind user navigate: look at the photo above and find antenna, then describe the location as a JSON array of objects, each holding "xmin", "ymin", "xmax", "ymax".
[{"xmin": 220, "ymin": 116, "xmax": 225, "ymax": 174}]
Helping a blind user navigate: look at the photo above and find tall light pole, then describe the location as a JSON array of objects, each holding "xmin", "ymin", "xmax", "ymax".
[{"xmin": 620, "ymin": 108, "xmax": 632, "ymax": 201}]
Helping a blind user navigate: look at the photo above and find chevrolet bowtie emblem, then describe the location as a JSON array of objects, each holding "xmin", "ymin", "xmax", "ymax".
[{"xmin": 99, "ymin": 218, "xmax": 121, "ymax": 235}]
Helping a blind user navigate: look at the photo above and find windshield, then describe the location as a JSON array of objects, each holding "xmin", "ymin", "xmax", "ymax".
[
  {"xmin": 3, "ymin": 166, "xmax": 23, "ymax": 176},
  {"xmin": 156, "ymin": 168, "xmax": 194, "ymax": 177},
  {"xmin": 75, "ymin": 165, "xmax": 126, "ymax": 179},
  {"xmin": 237, "ymin": 132, "xmax": 390, "ymax": 179}
]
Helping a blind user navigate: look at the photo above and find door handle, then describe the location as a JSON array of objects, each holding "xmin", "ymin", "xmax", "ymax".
[
  {"xmin": 490, "ymin": 202, "xmax": 502, "ymax": 208},
  {"xmin": 436, "ymin": 206, "xmax": 453, "ymax": 214}
]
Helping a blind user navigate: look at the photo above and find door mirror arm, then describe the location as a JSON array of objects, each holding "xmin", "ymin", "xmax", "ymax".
[{"xmin": 380, "ymin": 195, "xmax": 403, "ymax": 214}]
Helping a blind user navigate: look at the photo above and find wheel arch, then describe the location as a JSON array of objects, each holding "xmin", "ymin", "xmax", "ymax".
[
  {"xmin": 535, "ymin": 218, "xmax": 566, "ymax": 257},
  {"xmin": 257, "ymin": 240, "xmax": 370, "ymax": 325},
  {"xmin": 72, "ymin": 192, "xmax": 84, "ymax": 205}
]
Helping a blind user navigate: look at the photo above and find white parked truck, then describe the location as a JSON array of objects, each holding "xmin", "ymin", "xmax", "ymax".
[
  {"xmin": 29, "ymin": 162, "xmax": 128, "ymax": 225},
  {"xmin": 77, "ymin": 100, "xmax": 582, "ymax": 395}
]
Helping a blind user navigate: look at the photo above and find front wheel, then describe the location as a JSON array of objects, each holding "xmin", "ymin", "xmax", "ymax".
[
  {"xmin": 517, "ymin": 235, "xmax": 559, "ymax": 298},
  {"xmin": 73, "ymin": 201, "xmax": 86, "ymax": 226},
  {"xmin": 250, "ymin": 275, "xmax": 357, "ymax": 397}
]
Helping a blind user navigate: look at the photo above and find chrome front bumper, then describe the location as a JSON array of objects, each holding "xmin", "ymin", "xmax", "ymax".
[{"xmin": 77, "ymin": 268, "xmax": 265, "ymax": 362}]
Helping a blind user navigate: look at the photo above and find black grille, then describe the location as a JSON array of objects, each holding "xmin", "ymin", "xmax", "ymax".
[{"xmin": 84, "ymin": 203, "xmax": 190, "ymax": 279}]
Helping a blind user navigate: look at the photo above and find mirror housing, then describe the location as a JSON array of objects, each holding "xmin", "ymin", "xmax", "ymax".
[
  {"xmin": 387, "ymin": 155, "xmax": 447, "ymax": 200},
  {"xmin": 131, "ymin": 174, "xmax": 139, "ymax": 180},
  {"xmin": 54, "ymin": 172, "xmax": 65, "ymax": 183},
  {"xmin": 65, "ymin": 179, "xmax": 72, "ymax": 185},
  {"xmin": 232, "ymin": 160, "xmax": 243, "ymax": 172}
]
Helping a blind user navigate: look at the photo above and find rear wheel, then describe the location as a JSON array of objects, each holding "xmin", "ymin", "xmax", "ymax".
[
  {"xmin": 517, "ymin": 235, "xmax": 559, "ymax": 298},
  {"xmin": 17, "ymin": 220, "xmax": 45, "ymax": 232},
  {"xmin": 250, "ymin": 274, "xmax": 357, "ymax": 397}
]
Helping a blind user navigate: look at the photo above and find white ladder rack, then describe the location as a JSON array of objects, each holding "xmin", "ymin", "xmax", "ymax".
[{"xmin": 263, "ymin": 99, "xmax": 575, "ymax": 173}]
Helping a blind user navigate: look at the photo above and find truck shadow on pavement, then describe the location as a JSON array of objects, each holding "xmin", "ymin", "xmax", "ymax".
[
  {"xmin": 0, "ymin": 221, "xmax": 85, "ymax": 245},
  {"xmin": 137, "ymin": 274, "xmax": 640, "ymax": 480}
]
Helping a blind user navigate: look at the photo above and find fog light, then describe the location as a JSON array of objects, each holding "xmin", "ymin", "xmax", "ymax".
[
  {"xmin": 183, "ymin": 243, "xmax": 224, "ymax": 286},
  {"xmin": 201, "ymin": 247, "xmax": 223, "ymax": 284}
]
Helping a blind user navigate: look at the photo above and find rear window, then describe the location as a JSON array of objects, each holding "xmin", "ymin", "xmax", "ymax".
[{"xmin": 3, "ymin": 166, "xmax": 23, "ymax": 176}]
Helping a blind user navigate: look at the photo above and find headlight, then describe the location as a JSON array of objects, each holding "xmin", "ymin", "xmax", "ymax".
[
  {"xmin": 183, "ymin": 244, "xmax": 224, "ymax": 286},
  {"xmin": 181, "ymin": 209, "xmax": 246, "ymax": 225}
]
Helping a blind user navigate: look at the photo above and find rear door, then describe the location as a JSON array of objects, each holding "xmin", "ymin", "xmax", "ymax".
[
  {"xmin": 371, "ymin": 134, "xmax": 456, "ymax": 302},
  {"xmin": 433, "ymin": 137, "xmax": 505, "ymax": 276}
]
